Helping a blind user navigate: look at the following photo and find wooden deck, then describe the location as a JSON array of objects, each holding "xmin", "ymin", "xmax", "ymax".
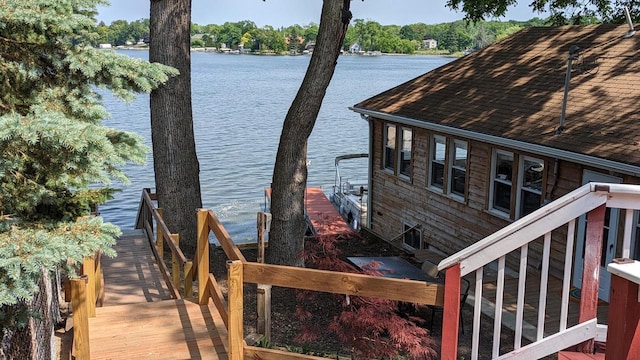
[{"xmin": 87, "ymin": 229, "xmax": 229, "ymax": 359}]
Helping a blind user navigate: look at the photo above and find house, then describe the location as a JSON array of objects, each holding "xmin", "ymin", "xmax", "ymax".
[
  {"xmin": 351, "ymin": 24, "xmax": 640, "ymax": 302},
  {"xmin": 422, "ymin": 37, "xmax": 437, "ymax": 49},
  {"xmin": 349, "ymin": 42, "xmax": 361, "ymax": 53}
]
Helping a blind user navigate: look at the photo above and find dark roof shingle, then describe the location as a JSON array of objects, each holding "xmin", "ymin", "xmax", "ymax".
[{"xmin": 354, "ymin": 24, "xmax": 640, "ymax": 168}]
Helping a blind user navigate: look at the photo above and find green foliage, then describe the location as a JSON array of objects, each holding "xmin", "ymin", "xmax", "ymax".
[
  {"xmin": 0, "ymin": 217, "xmax": 119, "ymax": 305},
  {"xmin": 0, "ymin": 0, "xmax": 177, "ymax": 307}
]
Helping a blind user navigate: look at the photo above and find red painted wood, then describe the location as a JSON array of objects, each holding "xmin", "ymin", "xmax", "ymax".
[
  {"xmin": 605, "ymin": 274, "xmax": 640, "ymax": 359},
  {"xmin": 558, "ymin": 351, "xmax": 605, "ymax": 359},
  {"xmin": 577, "ymin": 204, "xmax": 605, "ymax": 353},
  {"xmin": 440, "ymin": 264, "xmax": 461, "ymax": 360}
]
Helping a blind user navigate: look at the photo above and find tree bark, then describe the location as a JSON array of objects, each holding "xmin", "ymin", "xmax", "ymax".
[
  {"xmin": 267, "ymin": 0, "xmax": 351, "ymax": 266},
  {"xmin": 149, "ymin": 0, "xmax": 202, "ymax": 257}
]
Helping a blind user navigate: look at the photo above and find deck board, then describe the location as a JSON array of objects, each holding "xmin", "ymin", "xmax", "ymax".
[
  {"xmin": 304, "ymin": 187, "xmax": 353, "ymax": 237},
  {"xmin": 87, "ymin": 229, "xmax": 229, "ymax": 359},
  {"xmin": 100, "ymin": 229, "xmax": 173, "ymax": 305}
]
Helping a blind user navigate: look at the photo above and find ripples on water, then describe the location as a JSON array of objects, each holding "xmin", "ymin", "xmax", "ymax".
[{"xmin": 100, "ymin": 51, "xmax": 453, "ymax": 243}]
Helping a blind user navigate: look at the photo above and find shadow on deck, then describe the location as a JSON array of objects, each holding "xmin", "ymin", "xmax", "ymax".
[{"xmin": 85, "ymin": 229, "xmax": 229, "ymax": 359}]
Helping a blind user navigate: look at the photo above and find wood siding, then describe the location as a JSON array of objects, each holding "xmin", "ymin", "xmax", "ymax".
[{"xmin": 369, "ymin": 118, "xmax": 640, "ymax": 279}]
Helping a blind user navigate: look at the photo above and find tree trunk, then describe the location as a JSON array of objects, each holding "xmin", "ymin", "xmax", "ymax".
[
  {"xmin": 149, "ymin": 0, "xmax": 202, "ymax": 258},
  {"xmin": 267, "ymin": 0, "xmax": 352, "ymax": 266}
]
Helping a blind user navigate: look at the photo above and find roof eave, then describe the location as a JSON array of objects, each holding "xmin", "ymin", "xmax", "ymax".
[{"xmin": 351, "ymin": 107, "xmax": 640, "ymax": 178}]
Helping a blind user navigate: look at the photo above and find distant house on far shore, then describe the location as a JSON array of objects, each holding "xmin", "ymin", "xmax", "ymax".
[
  {"xmin": 422, "ymin": 37, "xmax": 437, "ymax": 49},
  {"xmin": 349, "ymin": 43, "xmax": 361, "ymax": 53}
]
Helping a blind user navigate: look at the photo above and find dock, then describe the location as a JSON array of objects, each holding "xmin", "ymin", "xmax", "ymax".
[{"xmin": 265, "ymin": 187, "xmax": 354, "ymax": 237}]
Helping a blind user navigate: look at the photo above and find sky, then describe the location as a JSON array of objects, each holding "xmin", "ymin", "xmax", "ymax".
[{"xmin": 96, "ymin": 0, "xmax": 546, "ymax": 27}]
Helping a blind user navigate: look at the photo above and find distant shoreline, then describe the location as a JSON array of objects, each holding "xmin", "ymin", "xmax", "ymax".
[{"xmin": 108, "ymin": 45, "xmax": 461, "ymax": 57}]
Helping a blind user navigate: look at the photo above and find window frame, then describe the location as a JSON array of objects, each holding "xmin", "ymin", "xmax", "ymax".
[
  {"xmin": 490, "ymin": 149, "xmax": 515, "ymax": 218},
  {"xmin": 448, "ymin": 139, "xmax": 468, "ymax": 200},
  {"xmin": 398, "ymin": 127, "xmax": 412, "ymax": 179},
  {"xmin": 490, "ymin": 149, "xmax": 546, "ymax": 220},
  {"xmin": 516, "ymin": 155, "xmax": 544, "ymax": 218},
  {"xmin": 383, "ymin": 124, "xmax": 396, "ymax": 173},
  {"xmin": 382, "ymin": 123, "xmax": 413, "ymax": 180},
  {"xmin": 429, "ymin": 134, "xmax": 447, "ymax": 191},
  {"xmin": 402, "ymin": 223, "xmax": 422, "ymax": 250}
]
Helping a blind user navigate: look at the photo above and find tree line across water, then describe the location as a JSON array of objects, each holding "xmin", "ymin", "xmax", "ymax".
[{"xmin": 97, "ymin": 17, "xmax": 548, "ymax": 54}]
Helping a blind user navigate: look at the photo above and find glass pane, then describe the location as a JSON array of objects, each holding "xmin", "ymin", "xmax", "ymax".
[
  {"xmin": 523, "ymin": 158, "xmax": 544, "ymax": 191},
  {"xmin": 520, "ymin": 190, "xmax": 540, "ymax": 216},
  {"xmin": 433, "ymin": 137, "xmax": 446, "ymax": 162},
  {"xmin": 401, "ymin": 128, "xmax": 412, "ymax": 152},
  {"xmin": 403, "ymin": 226, "xmax": 421, "ymax": 249},
  {"xmin": 386, "ymin": 125, "xmax": 396, "ymax": 148},
  {"xmin": 495, "ymin": 152, "xmax": 513, "ymax": 181},
  {"xmin": 493, "ymin": 181, "xmax": 511, "ymax": 212},
  {"xmin": 384, "ymin": 147, "xmax": 395, "ymax": 170},
  {"xmin": 431, "ymin": 162, "xmax": 444, "ymax": 188},
  {"xmin": 452, "ymin": 167, "xmax": 466, "ymax": 196},
  {"xmin": 454, "ymin": 142, "xmax": 467, "ymax": 169},
  {"xmin": 400, "ymin": 151, "xmax": 411, "ymax": 176},
  {"xmin": 400, "ymin": 128, "xmax": 411, "ymax": 176},
  {"xmin": 384, "ymin": 125, "xmax": 396, "ymax": 170}
]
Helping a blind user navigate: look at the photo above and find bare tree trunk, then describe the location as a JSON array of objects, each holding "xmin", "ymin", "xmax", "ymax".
[
  {"xmin": 268, "ymin": 0, "xmax": 352, "ymax": 266},
  {"xmin": 149, "ymin": 0, "xmax": 202, "ymax": 257}
]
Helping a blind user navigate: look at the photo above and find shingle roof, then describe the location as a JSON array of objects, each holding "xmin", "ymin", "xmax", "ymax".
[{"xmin": 353, "ymin": 24, "xmax": 640, "ymax": 169}]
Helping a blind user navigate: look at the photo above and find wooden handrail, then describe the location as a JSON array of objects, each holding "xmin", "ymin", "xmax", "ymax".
[
  {"xmin": 71, "ymin": 276, "xmax": 90, "ymax": 359},
  {"xmin": 195, "ymin": 208, "xmax": 444, "ymax": 360},
  {"xmin": 135, "ymin": 188, "xmax": 193, "ymax": 298}
]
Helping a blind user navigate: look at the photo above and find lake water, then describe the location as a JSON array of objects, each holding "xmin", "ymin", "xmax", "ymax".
[{"xmin": 100, "ymin": 51, "xmax": 454, "ymax": 242}]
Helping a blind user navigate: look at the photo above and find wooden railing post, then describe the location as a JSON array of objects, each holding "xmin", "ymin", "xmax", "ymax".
[
  {"xmin": 71, "ymin": 276, "xmax": 90, "ymax": 359},
  {"xmin": 184, "ymin": 260, "xmax": 193, "ymax": 298},
  {"xmin": 197, "ymin": 209, "xmax": 210, "ymax": 305},
  {"xmin": 171, "ymin": 233, "xmax": 181, "ymax": 291},
  {"xmin": 156, "ymin": 208, "xmax": 164, "ymax": 258},
  {"xmin": 256, "ymin": 211, "xmax": 272, "ymax": 343},
  {"xmin": 82, "ymin": 257, "xmax": 96, "ymax": 317},
  {"xmin": 440, "ymin": 264, "xmax": 461, "ymax": 360},
  {"xmin": 228, "ymin": 260, "xmax": 244, "ymax": 360},
  {"xmin": 606, "ymin": 260, "xmax": 640, "ymax": 359},
  {"xmin": 256, "ymin": 284, "xmax": 272, "ymax": 344},
  {"xmin": 577, "ymin": 204, "xmax": 605, "ymax": 353}
]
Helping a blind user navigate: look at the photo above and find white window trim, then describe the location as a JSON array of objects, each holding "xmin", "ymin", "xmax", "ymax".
[
  {"xmin": 402, "ymin": 223, "xmax": 422, "ymax": 251},
  {"xmin": 489, "ymin": 149, "xmax": 514, "ymax": 219},
  {"xmin": 429, "ymin": 134, "xmax": 446, "ymax": 192}
]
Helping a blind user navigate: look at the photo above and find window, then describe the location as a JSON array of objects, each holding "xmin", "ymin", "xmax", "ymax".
[
  {"xmin": 399, "ymin": 128, "xmax": 412, "ymax": 177},
  {"xmin": 403, "ymin": 223, "xmax": 421, "ymax": 250},
  {"xmin": 384, "ymin": 124, "xmax": 396, "ymax": 171},
  {"xmin": 492, "ymin": 150, "xmax": 514, "ymax": 214},
  {"xmin": 450, "ymin": 140, "xmax": 467, "ymax": 197},
  {"xmin": 430, "ymin": 135, "xmax": 446, "ymax": 189},
  {"xmin": 491, "ymin": 150, "xmax": 545, "ymax": 219},
  {"xmin": 383, "ymin": 124, "xmax": 412, "ymax": 179}
]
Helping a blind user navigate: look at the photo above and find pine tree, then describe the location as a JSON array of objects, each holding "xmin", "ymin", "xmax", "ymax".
[{"xmin": 0, "ymin": 0, "xmax": 177, "ymax": 307}]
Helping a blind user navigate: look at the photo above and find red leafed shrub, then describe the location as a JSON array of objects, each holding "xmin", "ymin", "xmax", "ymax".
[{"xmin": 294, "ymin": 232, "xmax": 438, "ymax": 359}]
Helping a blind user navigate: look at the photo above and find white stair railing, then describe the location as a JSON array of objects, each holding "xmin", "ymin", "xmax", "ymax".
[{"xmin": 438, "ymin": 183, "xmax": 640, "ymax": 360}]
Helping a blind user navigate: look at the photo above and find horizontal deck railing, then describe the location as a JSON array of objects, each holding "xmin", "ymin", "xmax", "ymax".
[
  {"xmin": 437, "ymin": 183, "xmax": 640, "ymax": 360},
  {"xmin": 196, "ymin": 208, "xmax": 444, "ymax": 360}
]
